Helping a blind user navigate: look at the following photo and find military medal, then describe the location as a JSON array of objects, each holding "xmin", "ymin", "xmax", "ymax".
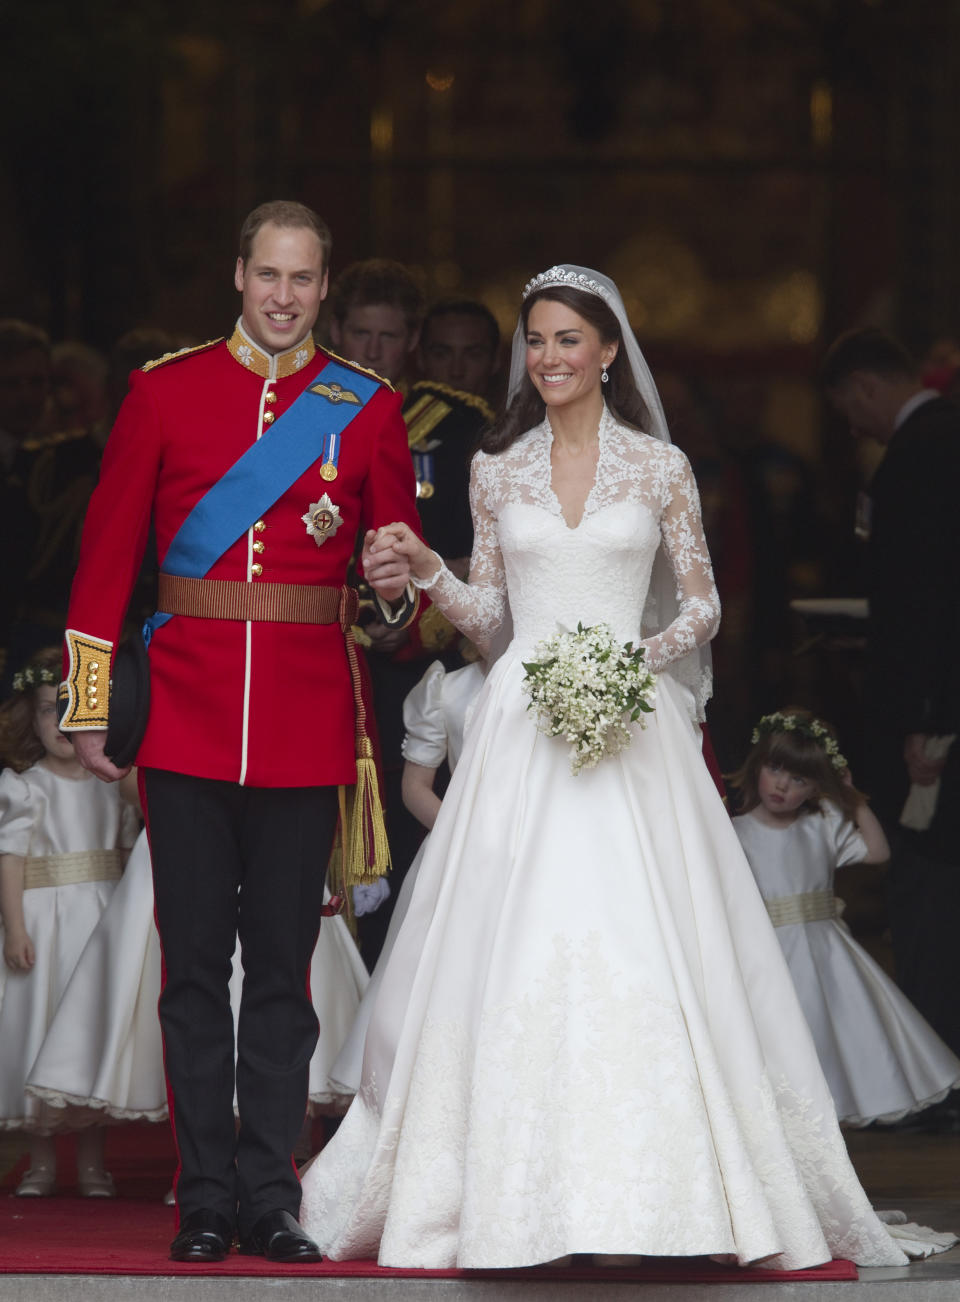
[
  {"xmin": 302, "ymin": 493, "xmax": 344, "ymax": 547},
  {"xmin": 413, "ymin": 450, "xmax": 435, "ymax": 500},
  {"xmin": 319, "ymin": 432, "xmax": 341, "ymax": 482}
]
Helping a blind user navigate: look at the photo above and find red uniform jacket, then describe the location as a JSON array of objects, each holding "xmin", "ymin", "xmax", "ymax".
[{"xmin": 61, "ymin": 326, "xmax": 420, "ymax": 788}]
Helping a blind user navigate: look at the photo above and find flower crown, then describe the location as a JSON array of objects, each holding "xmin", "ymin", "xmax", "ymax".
[
  {"xmin": 751, "ymin": 711, "xmax": 847, "ymax": 771},
  {"xmin": 522, "ymin": 266, "xmax": 612, "ymax": 303},
  {"xmin": 12, "ymin": 664, "xmax": 58, "ymax": 693}
]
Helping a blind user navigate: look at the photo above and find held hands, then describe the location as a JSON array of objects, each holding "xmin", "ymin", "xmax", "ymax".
[
  {"xmin": 361, "ymin": 528, "xmax": 412, "ymax": 603},
  {"xmin": 70, "ymin": 730, "xmax": 132, "ymax": 784},
  {"xmin": 364, "ymin": 523, "xmax": 441, "ymax": 587},
  {"xmin": 3, "ymin": 927, "xmax": 35, "ymax": 972}
]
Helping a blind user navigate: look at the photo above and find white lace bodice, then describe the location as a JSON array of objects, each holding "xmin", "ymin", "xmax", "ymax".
[{"xmin": 420, "ymin": 409, "xmax": 721, "ymax": 667}]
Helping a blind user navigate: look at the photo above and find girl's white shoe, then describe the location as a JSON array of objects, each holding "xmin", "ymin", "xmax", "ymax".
[
  {"xmin": 77, "ymin": 1165, "xmax": 116, "ymax": 1197},
  {"xmin": 15, "ymin": 1165, "xmax": 56, "ymax": 1197}
]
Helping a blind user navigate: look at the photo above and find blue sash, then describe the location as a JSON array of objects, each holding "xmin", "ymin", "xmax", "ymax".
[{"xmin": 144, "ymin": 358, "xmax": 379, "ymax": 640}]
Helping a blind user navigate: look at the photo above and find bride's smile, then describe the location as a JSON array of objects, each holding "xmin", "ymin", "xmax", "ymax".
[{"xmin": 525, "ymin": 298, "xmax": 616, "ymax": 422}]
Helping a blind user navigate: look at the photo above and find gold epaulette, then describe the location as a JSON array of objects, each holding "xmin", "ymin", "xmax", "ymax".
[
  {"xmin": 407, "ymin": 379, "xmax": 495, "ymax": 425},
  {"xmin": 20, "ymin": 426, "xmax": 96, "ymax": 453},
  {"xmin": 404, "ymin": 391, "xmax": 453, "ymax": 449},
  {"xmin": 141, "ymin": 338, "xmax": 224, "ymax": 372},
  {"xmin": 322, "ymin": 347, "xmax": 395, "ymax": 393}
]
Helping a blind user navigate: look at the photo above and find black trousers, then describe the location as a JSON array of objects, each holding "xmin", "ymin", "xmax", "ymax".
[{"xmin": 142, "ymin": 769, "xmax": 338, "ymax": 1234}]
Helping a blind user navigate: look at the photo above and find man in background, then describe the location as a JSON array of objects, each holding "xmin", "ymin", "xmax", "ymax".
[
  {"xmin": 328, "ymin": 258, "xmax": 424, "ymax": 392},
  {"xmin": 417, "ymin": 297, "xmax": 501, "ymax": 402},
  {"xmin": 822, "ymin": 326, "xmax": 960, "ymax": 1067}
]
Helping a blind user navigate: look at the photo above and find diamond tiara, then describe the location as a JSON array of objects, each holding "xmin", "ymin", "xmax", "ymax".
[{"xmin": 521, "ymin": 266, "xmax": 612, "ymax": 303}]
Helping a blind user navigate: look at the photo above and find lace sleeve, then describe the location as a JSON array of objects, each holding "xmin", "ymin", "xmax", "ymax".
[
  {"xmin": 642, "ymin": 448, "xmax": 721, "ymax": 673},
  {"xmin": 415, "ymin": 454, "xmax": 508, "ymax": 656}
]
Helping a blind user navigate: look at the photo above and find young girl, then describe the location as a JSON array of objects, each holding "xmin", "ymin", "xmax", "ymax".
[
  {"xmin": 0, "ymin": 648, "xmax": 139, "ymax": 1194},
  {"xmin": 27, "ymin": 771, "xmax": 370, "ymax": 1148},
  {"xmin": 730, "ymin": 707, "xmax": 960, "ymax": 1127},
  {"xmin": 329, "ymin": 651, "xmax": 486, "ymax": 1095}
]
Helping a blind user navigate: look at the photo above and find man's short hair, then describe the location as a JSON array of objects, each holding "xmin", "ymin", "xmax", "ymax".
[
  {"xmin": 238, "ymin": 201, "xmax": 332, "ymax": 271},
  {"xmin": 820, "ymin": 327, "xmax": 916, "ymax": 390},
  {"xmin": 0, "ymin": 320, "xmax": 51, "ymax": 363},
  {"xmin": 422, "ymin": 298, "xmax": 500, "ymax": 355},
  {"xmin": 329, "ymin": 259, "xmax": 425, "ymax": 328}
]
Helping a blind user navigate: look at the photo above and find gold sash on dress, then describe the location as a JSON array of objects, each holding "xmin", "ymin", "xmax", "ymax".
[
  {"xmin": 764, "ymin": 888, "xmax": 838, "ymax": 928},
  {"xmin": 23, "ymin": 849, "xmax": 124, "ymax": 890}
]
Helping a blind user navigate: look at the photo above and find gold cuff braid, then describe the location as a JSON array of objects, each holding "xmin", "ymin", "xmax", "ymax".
[{"xmin": 59, "ymin": 629, "xmax": 113, "ymax": 730}]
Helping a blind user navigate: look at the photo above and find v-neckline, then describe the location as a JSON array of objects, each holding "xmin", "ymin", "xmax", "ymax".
[{"xmin": 544, "ymin": 409, "xmax": 607, "ymax": 531}]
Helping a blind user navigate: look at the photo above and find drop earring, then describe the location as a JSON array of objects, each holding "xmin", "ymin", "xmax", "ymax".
[{"xmin": 601, "ymin": 363, "xmax": 609, "ymax": 384}]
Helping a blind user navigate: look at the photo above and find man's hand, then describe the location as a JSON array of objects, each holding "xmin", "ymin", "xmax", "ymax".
[
  {"xmin": 3, "ymin": 926, "xmax": 35, "ymax": 971},
  {"xmin": 362, "ymin": 528, "xmax": 412, "ymax": 603},
  {"xmin": 71, "ymin": 730, "xmax": 132, "ymax": 783},
  {"xmin": 904, "ymin": 733, "xmax": 947, "ymax": 786},
  {"xmin": 366, "ymin": 523, "xmax": 441, "ymax": 586}
]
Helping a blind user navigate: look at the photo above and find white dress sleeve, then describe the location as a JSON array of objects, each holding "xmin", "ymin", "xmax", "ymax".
[
  {"xmin": 824, "ymin": 803, "xmax": 869, "ymax": 868},
  {"xmin": 414, "ymin": 454, "xmax": 509, "ymax": 656},
  {"xmin": 0, "ymin": 768, "xmax": 35, "ymax": 857},
  {"xmin": 640, "ymin": 446, "xmax": 721, "ymax": 673},
  {"xmin": 401, "ymin": 661, "xmax": 450, "ymax": 769}
]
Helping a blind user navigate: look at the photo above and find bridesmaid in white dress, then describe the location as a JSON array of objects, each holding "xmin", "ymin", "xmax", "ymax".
[
  {"xmin": 0, "ymin": 651, "xmax": 139, "ymax": 1195},
  {"xmin": 729, "ymin": 708, "xmax": 960, "ymax": 1127},
  {"xmin": 299, "ymin": 266, "xmax": 952, "ymax": 1270}
]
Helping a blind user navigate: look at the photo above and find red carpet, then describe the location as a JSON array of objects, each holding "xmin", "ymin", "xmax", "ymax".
[{"xmin": 0, "ymin": 1123, "xmax": 857, "ymax": 1282}]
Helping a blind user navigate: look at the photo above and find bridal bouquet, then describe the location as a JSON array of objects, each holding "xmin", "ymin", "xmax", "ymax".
[{"xmin": 521, "ymin": 622, "xmax": 656, "ymax": 775}]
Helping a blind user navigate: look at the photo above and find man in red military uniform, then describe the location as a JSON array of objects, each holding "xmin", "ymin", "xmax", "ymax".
[{"xmin": 59, "ymin": 202, "xmax": 419, "ymax": 1263}]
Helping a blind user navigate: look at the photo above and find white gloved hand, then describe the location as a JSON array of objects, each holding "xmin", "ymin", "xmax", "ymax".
[{"xmin": 352, "ymin": 877, "xmax": 391, "ymax": 917}]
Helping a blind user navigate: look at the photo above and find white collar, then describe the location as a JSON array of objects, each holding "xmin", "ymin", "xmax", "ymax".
[{"xmin": 894, "ymin": 389, "xmax": 939, "ymax": 431}]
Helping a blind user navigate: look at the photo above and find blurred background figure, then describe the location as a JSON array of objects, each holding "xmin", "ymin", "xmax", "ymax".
[
  {"xmin": 0, "ymin": 323, "xmax": 101, "ymax": 683},
  {"xmin": 50, "ymin": 343, "xmax": 109, "ymax": 447},
  {"xmin": 821, "ymin": 326, "xmax": 960, "ymax": 1075},
  {"xmin": 0, "ymin": 322, "xmax": 54, "ymax": 469},
  {"xmin": 328, "ymin": 259, "xmax": 424, "ymax": 392},
  {"xmin": 417, "ymin": 297, "xmax": 502, "ymax": 402}
]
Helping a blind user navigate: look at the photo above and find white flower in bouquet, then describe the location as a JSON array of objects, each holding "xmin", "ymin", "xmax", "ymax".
[{"xmin": 521, "ymin": 622, "xmax": 657, "ymax": 774}]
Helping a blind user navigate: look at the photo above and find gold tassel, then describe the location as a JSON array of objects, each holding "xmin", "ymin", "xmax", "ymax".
[
  {"xmin": 344, "ymin": 740, "xmax": 392, "ymax": 887},
  {"xmin": 339, "ymin": 592, "xmax": 392, "ymax": 889}
]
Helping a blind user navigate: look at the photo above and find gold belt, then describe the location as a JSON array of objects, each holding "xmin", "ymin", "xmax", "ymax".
[
  {"xmin": 157, "ymin": 574, "xmax": 358, "ymax": 627},
  {"xmin": 24, "ymin": 849, "xmax": 125, "ymax": 890},
  {"xmin": 765, "ymin": 888, "xmax": 839, "ymax": 928}
]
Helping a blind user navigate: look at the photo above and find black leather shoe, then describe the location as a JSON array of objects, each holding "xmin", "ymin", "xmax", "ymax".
[
  {"xmin": 170, "ymin": 1208, "xmax": 235, "ymax": 1262},
  {"xmin": 238, "ymin": 1209, "xmax": 322, "ymax": 1262}
]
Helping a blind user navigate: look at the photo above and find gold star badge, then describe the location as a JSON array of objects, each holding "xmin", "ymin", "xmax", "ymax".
[{"xmin": 302, "ymin": 494, "xmax": 344, "ymax": 547}]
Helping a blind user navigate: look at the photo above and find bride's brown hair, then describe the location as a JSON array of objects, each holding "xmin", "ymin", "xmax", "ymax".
[{"xmin": 481, "ymin": 287, "xmax": 651, "ymax": 455}]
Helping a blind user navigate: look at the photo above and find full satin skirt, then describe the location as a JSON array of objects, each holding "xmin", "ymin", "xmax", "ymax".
[{"xmin": 299, "ymin": 653, "xmax": 911, "ymax": 1269}]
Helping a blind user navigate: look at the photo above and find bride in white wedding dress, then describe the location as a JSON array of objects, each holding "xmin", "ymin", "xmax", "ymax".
[{"xmin": 299, "ymin": 265, "xmax": 941, "ymax": 1271}]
